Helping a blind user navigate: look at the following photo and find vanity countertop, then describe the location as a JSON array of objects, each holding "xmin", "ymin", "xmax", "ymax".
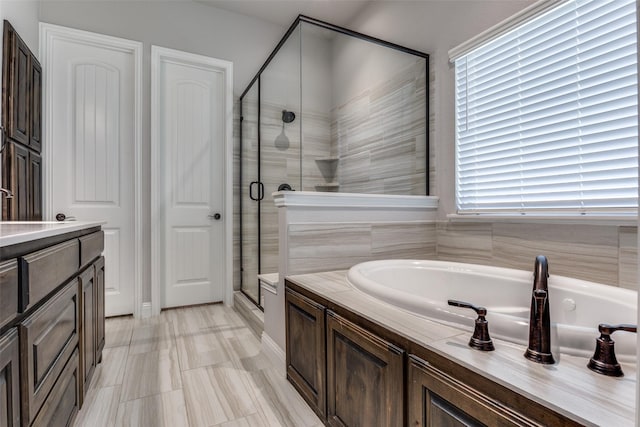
[
  {"xmin": 0, "ymin": 221, "xmax": 105, "ymax": 247},
  {"xmin": 286, "ymin": 270, "xmax": 636, "ymax": 427}
]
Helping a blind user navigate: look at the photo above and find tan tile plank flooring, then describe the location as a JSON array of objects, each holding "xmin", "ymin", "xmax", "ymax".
[{"xmin": 74, "ymin": 304, "xmax": 323, "ymax": 427}]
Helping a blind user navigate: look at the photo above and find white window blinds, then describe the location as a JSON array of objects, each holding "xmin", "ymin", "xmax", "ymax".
[{"xmin": 454, "ymin": 0, "xmax": 638, "ymax": 215}]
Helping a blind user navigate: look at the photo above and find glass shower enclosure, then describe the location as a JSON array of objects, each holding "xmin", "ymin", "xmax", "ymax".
[{"xmin": 240, "ymin": 16, "xmax": 429, "ymax": 308}]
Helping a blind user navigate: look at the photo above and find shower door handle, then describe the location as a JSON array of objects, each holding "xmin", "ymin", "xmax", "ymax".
[
  {"xmin": 258, "ymin": 182, "xmax": 264, "ymax": 201},
  {"xmin": 249, "ymin": 181, "xmax": 259, "ymax": 201},
  {"xmin": 249, "ymin": 181, "xmax": 265, "ymax": 201}
]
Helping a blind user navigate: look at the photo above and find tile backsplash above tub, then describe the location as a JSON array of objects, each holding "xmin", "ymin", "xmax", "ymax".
[{"xmin": 436, "ymin": 222, "xmax": 637, "ymax": 290}]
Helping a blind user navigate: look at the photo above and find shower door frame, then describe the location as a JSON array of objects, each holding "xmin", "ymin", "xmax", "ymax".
[
  {"xmin": 239, "ymin": 77, "xmax": 264, "ymax": 308},
  {"xmin": 239, "ymin": 14, "xmax": 431, "ymax": 309}
]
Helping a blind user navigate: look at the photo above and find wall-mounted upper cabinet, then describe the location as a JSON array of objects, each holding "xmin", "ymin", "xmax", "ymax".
[
  {"xmin": 3, "ymin": 20, "xmax": 42, "ymax": 153},
  {"xmin": 2, "ymin": 20, "xmax": 43, "ymax": 221}
]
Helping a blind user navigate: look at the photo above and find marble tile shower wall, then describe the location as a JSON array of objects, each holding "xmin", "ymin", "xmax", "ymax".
[
  {"xmin": 331, "ymin": 59, "xmax": 427, "ymax": 195},
  {"xmin": 436, "ymin": 222, "xmax": 638, "ymax": 290},
  {"xmin": 299, "ymin": 109, "xmax": 332, "ymax": 191},
  {"xmin": 255, "ymin": 102, "xmax": 304, "ymax": 276}
]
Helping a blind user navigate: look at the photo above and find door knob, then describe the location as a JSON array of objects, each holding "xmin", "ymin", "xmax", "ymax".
[
  {"xmin": 55, "ymin": 213, "xmax": 77, "ymax": 222},
  {"xmin": 209, "ymin": 213, "xmax": 221, "ymax": 220}
]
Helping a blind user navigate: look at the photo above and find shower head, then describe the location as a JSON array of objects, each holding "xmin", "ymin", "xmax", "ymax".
[{"xmin": 282, "ymin": 110, "xmax": 296, "ymax": 123}]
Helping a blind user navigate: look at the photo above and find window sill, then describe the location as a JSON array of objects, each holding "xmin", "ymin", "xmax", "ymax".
[{"xmin": 447, "ymin": 213, "xmax": 638, "ymax": 227}]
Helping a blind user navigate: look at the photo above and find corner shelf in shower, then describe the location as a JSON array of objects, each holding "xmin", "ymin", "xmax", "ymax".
[
  {"xmin": 315, "ymin": 157, "xmax": 339, "ymax": 184},
  {"xmin": 315, "ymin": 183, "xmax": 340, "ymax": 192}
]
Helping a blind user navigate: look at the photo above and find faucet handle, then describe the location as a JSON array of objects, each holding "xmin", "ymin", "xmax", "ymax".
[
  {"xmin": 448, "ymin": 300, "xmax": 487, "ymax": 316},
  {"xmin": 587, "ymin": 323, "xmax": 637, "ymax": 377},
  {"xmin": 598, "ymin": 323, "xmax": 637, "ymax": 335},
  {"xmin": 448, "ymin": 300, "xmax": 494, "ymax": 351}
]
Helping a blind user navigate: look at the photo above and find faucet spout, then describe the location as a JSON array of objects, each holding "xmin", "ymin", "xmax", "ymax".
[
  {"xmin": 0, "ymin": 187, "xmax": 12, "ymax": 199},
  {"xmin": 524, "ymin": 255, "xmax": 555, "ymax": 364},
  {"xmin": 533, "ymin": 255, "xmax": 548, "ymax": 291}
]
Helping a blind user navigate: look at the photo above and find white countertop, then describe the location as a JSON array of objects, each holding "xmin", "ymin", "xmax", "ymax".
[
  {"xmin": 286, "ymin": 270, "xmax": 636, "ymax": 427},
  {"xmin": 0, "ymin": 221, "xmax": 105, "ymax": 247}
]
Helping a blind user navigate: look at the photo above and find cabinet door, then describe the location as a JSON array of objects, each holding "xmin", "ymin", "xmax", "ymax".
[
  {"xmin": 3, "ymin": 22, "xmax": 29, "ymax": 146},
  {"xmin": 95, "ymin": 257, "xmax": 105, "ymax": 362},
  {"xmin": 0, "ymin": 329, "xmax": 20, "ymax": 427},
  {"xmin": 29, "ymin": 55, "xmax": 42, "ymax": 152},
  {"xmin": 326, "ymin": 311, "xmax": 404, "ymax": 427},
  {"xmin": 30, "ymin": 349, "xmax": 80, "ymax": 427},
  {"xmin": 285, "ymin": 288, "xmax": 326, "ymax": 419},
  {"xmin": 1, "ymin": 141, "xmax": 40, "ymax": 221},
  {"xmin": 20, "ymin": 280, "xmax": 79, "ymax": 425},
  {"xmin": 408, "ymin": 355, "xmax": 540, "ymax": 427},
  {"xmin": 29, "ymin": 150, "xmax": 42, "ymax": 220},
  {"xmin": 2, "ymin": 141, "xmax": 29, "ymax": 220},
  {"xmin": 79, "ymin": 266, "xmax": 96, "ymax": 400}
]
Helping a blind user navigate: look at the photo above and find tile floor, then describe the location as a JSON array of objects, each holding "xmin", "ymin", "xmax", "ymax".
[{"xmin": 74, "ymin": 304, "xmax": 323, "ymax": 427}]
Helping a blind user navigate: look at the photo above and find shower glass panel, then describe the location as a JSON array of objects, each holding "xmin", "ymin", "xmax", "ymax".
[
  {"xmin": 259, "ymin": 25, "xmax": 301, "ymax": 293},
  {"xmin": 300, "ymin": 22, "xmax": 427, "ymax": 194},
  {"xmin": 240, "ymin": 81, "xmax": 260, "ymax": 305},
  {"xmin": 239, "ymin": 16, "xmax": 428, "ymax": 308}
]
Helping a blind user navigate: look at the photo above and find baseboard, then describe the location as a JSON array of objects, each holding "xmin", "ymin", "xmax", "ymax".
[
  {"xmin": 140, "ymin": 302, "xmax": 152, "ymax": 319},
  {"xmin": 261, "ymin": 332, "xmax": 286, "ymax": 377}
]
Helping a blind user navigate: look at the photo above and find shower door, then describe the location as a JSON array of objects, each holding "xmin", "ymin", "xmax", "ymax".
[
  {"xmin": 240, "ymin": 25, "xmax": 302, "ymax": 308},
  {"xmin": 240, "ymin": 81, "xmax": 261, "ymax": 305}
]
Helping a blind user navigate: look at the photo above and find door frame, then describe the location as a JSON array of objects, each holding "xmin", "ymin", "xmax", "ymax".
[
  {"xmin": 40, "ymin": 23, "xmax": 145, "ymax": 317},
  {"xmin": 150, "ymin": 46, "xmax": 233, "ymax": 314}
]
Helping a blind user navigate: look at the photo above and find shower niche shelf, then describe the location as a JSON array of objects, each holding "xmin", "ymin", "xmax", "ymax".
[
  {"xmin": 315, "ymin": 158, "xmax": 339, "ymax": 192},
  {"xmin": 315, "ymin": 183, "xmax": 340, "ymax": 192}
]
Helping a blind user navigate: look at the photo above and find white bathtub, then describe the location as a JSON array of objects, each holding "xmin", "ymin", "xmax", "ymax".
[{"xmin": 347, "ymin": 260, "xmax": 637, "ymax": 361}]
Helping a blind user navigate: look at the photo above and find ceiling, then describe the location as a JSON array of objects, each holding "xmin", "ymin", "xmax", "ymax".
[{"xmin": 195, "ymin": 0, "xmax": 373, "ymax": 28}]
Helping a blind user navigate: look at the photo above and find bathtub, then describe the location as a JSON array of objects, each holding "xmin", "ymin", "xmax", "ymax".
[{"xmin": 346, "ymin": 260, "xmax": 637, "ymax": 361}]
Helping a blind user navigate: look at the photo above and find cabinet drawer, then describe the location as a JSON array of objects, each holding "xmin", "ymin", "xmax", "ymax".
[
  {"xmin": 79, "ymin": 231, "xmax": 103, "ymax": 269},
  {"xmin": 31, "ymin": 348, "xmax": 79, "ymax": 427},
  {"xmin": 20, "ymin": 280, "xmax": 79, "ymax": 425},
  {"xmin": 0, "ymin": 260, "xmax": 19, "ymax": 329},
  {"xmin": 20, "ymin": 239, "xmax": 79, "ymax": 311}
]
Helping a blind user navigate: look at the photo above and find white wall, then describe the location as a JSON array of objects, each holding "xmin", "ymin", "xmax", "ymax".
[
  {"xmin": 1, "ymin": 0, "xmax": 39, "ymax": 54},
  {"xmin": 346, "ymin": 0, "xmax": 535, "ymax": 218},
  {"xmin": 38, "ymin": 1, "xmax": 287, "ymax": 303},
  {"xmin": 330, "ymin": 32, "xmax": 417, "ymax": 108},
  {"xmin": 38, "ymin": 1, "xmax": 285, "ymax": 96}
]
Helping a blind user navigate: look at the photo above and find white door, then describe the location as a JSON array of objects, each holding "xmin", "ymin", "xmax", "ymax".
[
  {"xmin": 42, "ymin": 25, "xmax": 142, "ymax": 316},
  {"xmin": 152, "ymin": 47, "xmax": 229, "ymax": 308}
]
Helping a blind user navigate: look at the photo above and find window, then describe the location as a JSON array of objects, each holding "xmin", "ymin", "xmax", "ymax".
[{"xmin": 453, "ymin": 0, "xmax": 638, "ymax": 216}]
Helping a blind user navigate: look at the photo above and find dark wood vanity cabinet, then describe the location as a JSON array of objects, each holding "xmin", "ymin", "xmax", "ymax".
[
  {"xmin": 286, "ymin": 280, "xmax": 581, "ymax": 427},
  {"xmin": 285, "ymin": 286, "xmax": 404, "ymax": 427},
  {"xmin": 0, "ymin": 329, "xmax": 20, "ymax": 427},
  {"xmin": 285, "ymin": 288, "xmax": 326, "ymax": 419},
  {"xmin": 1, "ymin": 227, "xmax": 104, "ymax": 427},
  {"xmin": 326, "ymin": 311, "xmax": 404, "ymax": 427}
]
